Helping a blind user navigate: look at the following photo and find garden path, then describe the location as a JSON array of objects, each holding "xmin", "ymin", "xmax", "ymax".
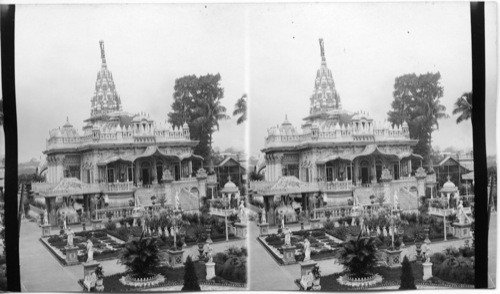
[
  {"xmin": 19, "ymin": 219, "xmax": 82, "ymax": 292},
  {"xmin": 248, "ymin": 222, "xmax": 298, "ymax": 290},
  {"xmin": 20, "ymin": 219, "xmax": 247, "ymax": 291}
]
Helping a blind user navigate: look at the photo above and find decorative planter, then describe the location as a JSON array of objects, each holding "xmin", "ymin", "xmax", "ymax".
[
  {"xmin": 415, "ymin": 242, "xmax": 423, "ymax": 261},
  {"xmin": 197, "ymin": 243, "xmax": 205, "ymax": 260},
  {"xmin": 166, "ymin": 249, "xmax": 185, "ymax": 269},
  {"xmin": 337, "ymin": 273, "xmax": 383, "ymax": 287},
  {"xmin": 424, "ymin": 228, "xmax": 431, "ymax": 244},
  {"xmin": 259, "ymin": 223, "xmax": 269, "ymax": 236},
  {"xmin": 206, "ymin": 228, "xmax": 213, "ymax": 244},
  {"xmin": 119, "ymin": 274, "xmax": 165, "ymax": 287},
  {"xmin": 384, "ymin": 248, "xmax": 402, "ymax": 267},
  {"xmin": 452, "ymin": 222, "xmax": 472, "ymax": 239}
]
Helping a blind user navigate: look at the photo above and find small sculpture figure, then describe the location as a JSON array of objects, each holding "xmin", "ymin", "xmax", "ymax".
[
  {"xmin": 86, "ymin": 239, "xmax": 94, "ymax": 262},
  {"xmin": 382, "ymin": 226, "xmax": 388, "ymax": 237},
  {"xmin": 284, "ymin": 227, "xmax": 292, "ymax": 246},
  {"xmin": 261, "ymin": 207, "xmax": 267, "ymax": 224},
  {"xmin": 377, "ymin": 226, "xmax": 381, "ymax": 236},
  {"xmin": 303, "ymin": 238, "xmax": 311, "ymax": 261},
  {"xmin": 457, "ymin": 200, "xmax": 466, "ymax": 223},
  {"xmin": 281, "ymin": 214, "xmax": 285, "ymax": 229},
  {"xmin": 62, "ymin": 214, "xmax": 67, "ymax": 231},
  {"xmin": 67, "ymin": 228, "xmax": 75, "ymax": 247},
  {"xmin": 393, "ymin": 191, "xmax": 399, "ymax": 209},
  {"xmin": 238, "ymin": 201, "xmax": 246, "ymax": 223},
  {"xmin": 206, "ymin": 243, "xmax": 213, "ymax": 263},
  {"xmin": 422, "ymin": 243, "xmax": 431, "ymax": 262},
  {"xmin": 43, "ymin": 209, "xmax": 49, "ymax": 225}
]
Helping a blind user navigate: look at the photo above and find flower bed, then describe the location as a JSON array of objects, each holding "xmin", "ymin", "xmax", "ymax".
[{"xmin": 41, "ymin": 229, "xmax": 125, "ymax": 265}]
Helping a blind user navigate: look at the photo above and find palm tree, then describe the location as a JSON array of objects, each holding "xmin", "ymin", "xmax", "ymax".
[
  {"xmin": 334, "ymin": 233, "xmax": 382, "ymax": 278},
  {"xmin": 233, "ymin": 94, "xmax": 247, "ymax": 125},
  {"xmin": 452, "ymin": 92, "xmax": 472, "ymax": 124},
  {"xmin": 118, "ymin": 233, "xmax": 160, "ymax": 278}
]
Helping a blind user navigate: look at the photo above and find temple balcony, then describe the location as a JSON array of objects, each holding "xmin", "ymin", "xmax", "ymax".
[
  {"xmin": 312, "ymin": 203, "xmax": 390, "ymax": 221},
  {"xmin": 100, "ymin": 181, "xmax": 135, "ymax": 193},
  {"xmin": 94, "ymin": 203, "xmax": 166, "ymax": 221}
]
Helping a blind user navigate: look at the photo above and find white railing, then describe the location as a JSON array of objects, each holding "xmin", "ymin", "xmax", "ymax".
[
  {"xmin": 319, "ymin": 180, "xmax": 353, "ymax": 191},
  {"xmin": 101, "ymin": 181, "xmax": 134, "ymax": 192},
  {"xmin": 429, "ymin": 206, "xmax": 472, "ymax": 217},
  {"xmin": 95, "ymin": 204, "xmax": 166, "ymax": 221},
  {"xmin": 209, "ymin": 207, "xmax": 237, "ymax": 217}
]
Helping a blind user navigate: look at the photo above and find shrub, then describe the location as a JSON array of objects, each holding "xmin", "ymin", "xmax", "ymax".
[
  {"xmin": 118, "ymin": 234, "xmax": 160, "ymax": 278},
  {"xmin": 399, "ymin": 256, "xmax": 416, "ymax": 289},
  {"xmin": 323, "ymin": 221, "xmax": 336, "ymax": 231},
  {"xmin": 105, "ymin": 221, "xmax": 117, "ymax": 231},
  {"xmin": 182, "ymin": 256, "xmax": 201, "ymax": 291},
  {"xmin": 334, "ymin": 235, "xmax": 381, "ymax": 277}
]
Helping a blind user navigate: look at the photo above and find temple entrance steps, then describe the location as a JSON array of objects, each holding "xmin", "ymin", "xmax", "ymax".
[
  {"xmin": 134, "ymin": 185, "xmax": 200, "ymax": 212},
  {"xmin": 396, "ymin": 187, "xmax": 418, "ymax": 210},
  {"xmin": 134, "ymin": 185, "xmax": 167, "ymax": 206},
  {"xmin": 177, "ymin": 187, "xmax": 200, "ymax": 212},
  {"xmin": 353, "ymin": 185, "xmax": 384, "ymax": 206}
]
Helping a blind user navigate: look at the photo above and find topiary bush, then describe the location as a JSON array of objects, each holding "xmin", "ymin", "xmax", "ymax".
[
  {"xmin": 182, "ymin": 256, "xmax": 201, "ymax": 291},
  {"xmin": 399, "ymin": 256, "xmax": 416, "ymax": 289}
]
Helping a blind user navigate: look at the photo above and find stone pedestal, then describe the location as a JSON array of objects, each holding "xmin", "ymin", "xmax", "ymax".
[
  {"xmin": 309, "ymin": 219, "xmax": 320, "ymax": 229},
  {"xmin": 65, "ymin": 245, "xmax": 79, "ymax": 265},
  {"xmin": 259, "ymin": 223, "xmax": 269, "ymax": 236},
  {"xmin": 282, "ymin": 245, "xmax": 297, "ymax": 265},
  {"xmin": 300, "ymin": 260, "xmax": 317, "ymax": 277},
  {"xmin": 235, "ymin": 222, "xmax": 247, "ymax": 239},
  {"xmin": 422, "ymin": 262, "xmax": 433, "ymax": 280},
  {"xmin": 205, "ymin": 261, "xmax": 216, "ymax": 280},
  {"xmin": 41, "ymin": 224, "xmax": 52, "ymax": 237},
  {"xmin": 83, "ymin": 261, "xmax": 100, "ymax": 279},
  {"xmin": 384, "ymin": 249, "xmax": 402, "ymax": 268},
  {"xmin": 312, "ymin": 279, "xmax": 321, "ymax": 291},
  {"xmin": 166, "ymin": 249, "xmax": 185, "ymax": 268},
  {"xmin": 452, "ymin": 222, "xmax": 472, "ymax": 239},
  {"xmin": 91, "ymin": 220, "xmax": 102, "ymax": 230}
]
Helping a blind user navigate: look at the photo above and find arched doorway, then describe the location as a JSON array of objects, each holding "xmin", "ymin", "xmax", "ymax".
[{"xmin": 141, "ymin": 161, "xmax": 151, "ymax": 185}]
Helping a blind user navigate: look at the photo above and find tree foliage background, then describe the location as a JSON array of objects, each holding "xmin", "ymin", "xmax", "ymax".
[
  {"xmin": 387, "ymin": 72, "xmax": 448, "ymax": 165},
  {"xmin": 168, "ymin": 74, "xmax": 229, "ymax": 166}
]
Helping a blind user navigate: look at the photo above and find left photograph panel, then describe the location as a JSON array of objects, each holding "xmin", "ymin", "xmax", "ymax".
[{"xmin": 16, "ymin": 4, "xmax": 248, "ymax": 292}]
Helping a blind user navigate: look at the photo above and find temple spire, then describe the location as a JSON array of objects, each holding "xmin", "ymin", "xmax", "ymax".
[
  {"xmin": 99, "ymin": 40, "xmax": 106, "ymax": 66},
  {"xmin": 319, "ymin": 38, "xmax": 326, "ymax": 63}
]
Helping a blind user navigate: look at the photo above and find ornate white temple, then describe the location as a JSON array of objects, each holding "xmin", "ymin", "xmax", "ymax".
[
  {"xmin": 251, "ymin": 39, "xmax": 437, "ymax": 225},
  {"xmin": 35, "ymin": 41, "xmax": 217, "ymax": 226}
]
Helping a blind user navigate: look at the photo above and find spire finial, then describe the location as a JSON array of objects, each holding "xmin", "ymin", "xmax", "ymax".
[
  {"xmin": 319, "ymin": 38, "xmax": 325, "ymax": 62},
  {"xmin": 99, "ymin": 40, "xmax": 106, "ymax": 65}
]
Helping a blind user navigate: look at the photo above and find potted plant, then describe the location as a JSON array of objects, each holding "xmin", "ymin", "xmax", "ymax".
[
  {"xmin": 94, "ymin": 265, "xmax": 104, "ymax": 289},
  {"xmin": 105, "ymin": 211, "xmax": 113, "ymax": 223}
]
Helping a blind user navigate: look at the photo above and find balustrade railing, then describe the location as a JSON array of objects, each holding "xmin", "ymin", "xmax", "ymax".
[
  {"xmin": 95, "ymin": 204, "xmax": 167, "ymax": 220},
  {"xmin": 249, "ymin": 180, "xmax": 277, "ymax": 192},
  {"xmin": 209, "ymin": 207, "xmax": 237, "ymax": 216},
  {"xmin": 101, "ymin": 181, "xmax": 134, "ymax": 192},
  {"xmin": 313, "ymin": 203, "xmax": 389, "ymax": 220},
  {"xmin": 319, "ymin": 180, "xmax": 353, "ymax": 191}
]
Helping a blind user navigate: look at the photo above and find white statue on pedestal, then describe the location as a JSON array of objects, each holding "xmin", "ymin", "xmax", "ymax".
[
  {"xmin": 206, "ymin": 243, "xmax": 213, "ymax": 262},
  {"xmin": 422, "ymin": 243, "xmax": 431, "ymax": 262},
  {"xmin": 377, "ymin": 226, "xmax": 381, "ymax": 236},
  {"xmin": 284, "ymin": 227, "xmax": 292, "ymax": 246},
  {"xmin": 457, "ymin": 200, "xmax": 466, "ymax": 223},
  {"xmin": 261, "ymin": 207, "xmax": 267, "ymax": 224},
  {"xmin": 43, "ymin": 209, "xmax": 49, "ymax": 225},
  {"xmin": 86, "ymin": 239, "xmax": 94, "ymax": 262},
  {"xmin": 303, "ymin": 238, "xmax": 311, "ymax": 261},
  {"xmin": 67, "ymin": 228, "xmax": 74, "ymax": 247},
  {"xmin": 382, "ymin": 226, "xmax": 388, "ymax": 237},
  {"xmin": 238, "ymin": 201, "xmax": 247, "ymax": 223}
]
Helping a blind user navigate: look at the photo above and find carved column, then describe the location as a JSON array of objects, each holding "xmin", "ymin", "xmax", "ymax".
[
  {"xmin": 152, "ymin": 157, "xmax": 158, "ymax": 184},
  {"xmin": 275, "ymin": 153, "xmax": 284, "ymax": 180},
  {"xmin": 55, "ymin": 155, "xmax": 65, "ymax": 182},
  {"xmin": 135, "ymin": 160, "xmax": 141, "ymax": 185},
  {"xmin": 415, "ymin": 167, "xmax": 427, "ymax": 199}
]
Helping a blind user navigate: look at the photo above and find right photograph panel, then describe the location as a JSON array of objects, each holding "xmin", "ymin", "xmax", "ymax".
[{"xmin": 246, "ymin": 2, "xmax": 489, "ymax": 290}]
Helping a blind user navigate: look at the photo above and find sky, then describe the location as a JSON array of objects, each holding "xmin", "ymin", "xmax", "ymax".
[
  {"xmin": 247, "ymin": 2, "xmax": 497, "ymax": 158},
  {"xmin": 12, "ymin": 3, "xmax": 498, "ymax": 162}
]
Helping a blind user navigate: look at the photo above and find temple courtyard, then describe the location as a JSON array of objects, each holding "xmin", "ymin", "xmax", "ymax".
[{"xmin": 19, "ymin": 218, "xmax": 246, "ymax": 292}]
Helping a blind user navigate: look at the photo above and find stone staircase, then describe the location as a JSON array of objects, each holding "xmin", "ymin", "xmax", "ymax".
[
  {"xmin": 134, "ymin": 186, "xmax": 200, "ymax": 211},
  {"xmin": 395, "ymin": 187, "xmax": 418, "ymax": 210}
]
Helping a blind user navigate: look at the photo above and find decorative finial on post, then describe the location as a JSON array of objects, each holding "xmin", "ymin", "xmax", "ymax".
[
  {"xmin": 227, "ymin": 175, "xmax": 232, "ymax": 182},
  {"xmin": 319, "ymin": 38, "xmax": 325, "ymax": 62},
  {"xmin": 99, "ymin": 40, "xmax": 106, "ymax": 66}
]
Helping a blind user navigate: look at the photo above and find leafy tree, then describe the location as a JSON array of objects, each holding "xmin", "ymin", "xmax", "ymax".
[
  {"xmin": 249, "ymin": 168, "xmax": 264, "ymax": 181},
  {"xmin": 168, "ymin": 74, "xmax": 230, "ymax": 167},
  {"xmin": 182, "ymin": 256, "xmax": 201, "ymax": 291},
  {"xmin": 233, "ymin": 94, "xmax": 247, "ymax": 125},
  {"xmin": 399, "ymin": 255, "xmax": 416, "ymax": 289},
  {"xmin": 334, "ymin": 233, "xmax": 381, "ymax": 277},
  {"xmin": 118, "ymin": 233, "xmax": 160, "ymax": 278},
  {"xmin": 452, "ymin": 92, "xmax": 472, "ymax": 124},
  {"xmin": 387, "ymin": 72, "xmax": 449, "ymax": 165}
]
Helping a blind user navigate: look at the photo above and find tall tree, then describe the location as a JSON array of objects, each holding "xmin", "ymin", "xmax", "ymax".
[
  {"xmin": 168, "ymin": 74, "xmax": 230, "ymax": 165},
  {"xmin": 233, "ymin": 94, "xmax": 247, "ymax": 125},
  {"xmin": 388, "ymin": 72, "xmax": 448, "ymax": 166},
  {"xmin": 452, "ymin": 92, "xmax": 472, "ymax": 124}
]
